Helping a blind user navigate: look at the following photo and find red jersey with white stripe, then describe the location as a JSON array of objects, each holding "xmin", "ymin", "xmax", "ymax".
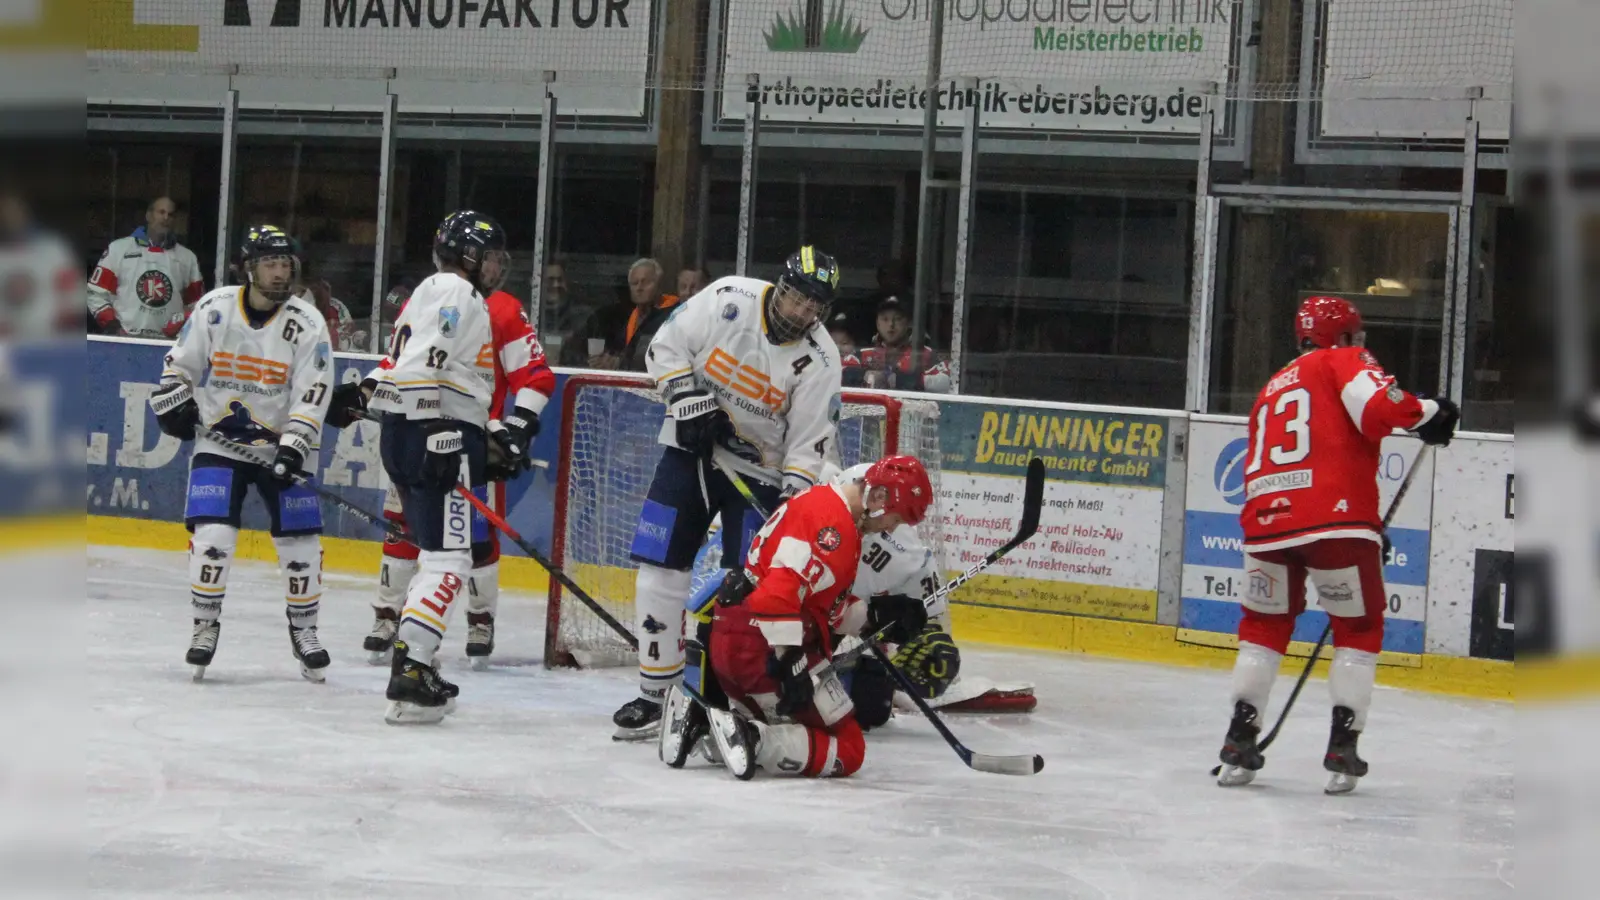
[
  {"xmin": 484, "ymin": 289, "xmax": 555, "ymax": 418},
  {"xmin": 742, "ymin": 484, "xmax": 864, "ymax": 653},
  {"xmin": 1240, "ymin": 346, "xmax": 1431, "ymax": 552}
]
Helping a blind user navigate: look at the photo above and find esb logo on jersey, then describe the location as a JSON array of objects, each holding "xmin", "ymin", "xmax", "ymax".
[
  {"xmin": 705, "ymin": 347, "xmax": 785, "ymax": 412},
  {"xmin": 211, "ymin": 352, "xmax": 289, "ymax": 385}
]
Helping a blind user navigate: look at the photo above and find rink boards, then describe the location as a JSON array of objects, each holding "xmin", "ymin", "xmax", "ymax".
[{"xmin": 79, "ymin": 337, "xmax": 1511, "ymax": 697}]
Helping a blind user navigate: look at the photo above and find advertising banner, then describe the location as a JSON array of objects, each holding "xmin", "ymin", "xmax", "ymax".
[
  {"xmin": 1180, "ymin": 417, "xmax": 1434, "ymax": 656},
  {"xmin": 1425, "ymin": 434, "xmax": 1512, "ymax": 659},
  {"xmin": 86, "ymin": 338, "xmax": 559, "ymax": 554},
  {"xmin": 88, "ymin": 0, "xmax": 653, "ymax": 115},
  {"xmin": 719, "ymin": 0, "xmax": 1236, "ymax": 133},
  {"xmin": 937, "ymin": 400, "xmax": 1169, "ymax": 622}
]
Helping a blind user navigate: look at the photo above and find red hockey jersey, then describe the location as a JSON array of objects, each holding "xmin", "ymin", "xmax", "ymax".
[
  {"xmin": 1240, "ymin": 346, "xmax": 1432, "ymax": 552},
  {"xmin": 742, "ymin": 484, "xmax": 864, "ymax": 653},
  {"xmin": 484, "ymin": 289, "xmax": 556, "ymax": 418}
]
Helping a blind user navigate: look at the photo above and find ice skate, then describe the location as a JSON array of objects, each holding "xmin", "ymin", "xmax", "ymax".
[
  {"xmin": 288, "ymin": 624, "xmax": 330, "ymax": 683},
  {"xmin": 464, "ymin": 611, "xmax": 495, "ymax": 671},
  {"xmin": 1323, "ymin": 705, "xmax": 1369, "ymax": 795},
  {"xmin": 363, "ymin": 607, "xmax": 399, "ymax": 665},
  {"xmin": 385, "ymin": 640, "xmax": 454, "ymax": 725},
  {"xmin": 1217, "ymin": 700, "xmax": 1266, "ymax": 787},
  {"xmin": 705, "ymin": 706, "xmax": 759, "ymax": 780},
  {"xmin": 187, "ymin": 618, "xmax": 220, "ymax": 682},
  {"xmin": 612, "ymin": 696, "xmax": 663, "ymax": 742},
  {"xmin": 658, "ymin": 684, "xmax": 710, "ymax": 768}
]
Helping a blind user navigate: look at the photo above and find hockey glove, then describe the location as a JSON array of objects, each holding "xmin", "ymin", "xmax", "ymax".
[
  {"xmin": 767, "ymin": 646, "xmax": 814, "ymax": 718},
  {"xmin": 324, "ymin": 382, "xmax": 369, "ymax": 429},
  {"xmin": 1412, "ymin": 395, "xmax": 1460, "ymax": 447},
  {"xmin": 485, "ymin": 409, "xmax": 539, "ymax": 482},
  {"xmin": 669, "ymin": 388, "xmax": 731, "ymax": 457},
  {"xmin": 866, "ymin": 593, "xmax": 929, "ymax": 646},
  {"xmin": 149, "ymin": 381, "xmax": 199, "ymax": 441},
  {"xmin": 422, "ymin": 425, "xmax": 467, "ymax": 488},
  {"xmin": 271, "ymin": 432, "xmax": 312, "ymax": 487}
]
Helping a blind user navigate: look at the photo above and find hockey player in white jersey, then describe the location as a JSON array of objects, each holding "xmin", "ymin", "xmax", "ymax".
[
  {"xmin": 612, "ymin": 246, "xmax": 845, "ymax": 741},
  {"xmin": 325, "ymin": 210, "xmax": 503, "ymax": 724},
  {"xmin": 147, "ymin": 224, "xmax": 334, "ymax": 682}
]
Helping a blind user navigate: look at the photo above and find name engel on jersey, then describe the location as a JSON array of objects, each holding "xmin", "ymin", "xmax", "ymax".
[
  {"xmin": 646, "ymin": 275, "xmax": 843, "ymax": 491},
  {"xmin": 161, "ymin": 286, "xmax": 335, "ymax": 466}
]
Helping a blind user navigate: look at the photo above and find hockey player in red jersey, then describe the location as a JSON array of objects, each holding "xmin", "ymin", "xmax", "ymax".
[
  {"xmin": 1216, "ymin": 295, "xmax": 1459, "ymax": 793},
  {"xmin": 662, "ymin": 455, "xmax": 934, "ymax": 780},
  {"xmin": 348, "ymin": 244, "xmax": 555, "ymax": 669}
]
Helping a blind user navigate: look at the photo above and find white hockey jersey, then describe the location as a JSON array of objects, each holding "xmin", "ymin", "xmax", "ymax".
[
  {"xmin": 89, "ymin": 231, "xmax": 205, "ymax": 337},
  {"xmin": 157, "ymin": 287, "xmax": 334, "ymax": 466},
  {"xmin": 366, "ymin": 272, "xmax": 495, "ymax": 427},
  {"xmin": 834, "ymin": 463, "xmax": 949, "ymax": 628},
  {"xmin": 646, "ymin": 276, "xmax": 843, "ymax": 494}
]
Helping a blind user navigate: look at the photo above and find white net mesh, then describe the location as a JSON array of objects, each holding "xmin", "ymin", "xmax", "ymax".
[{"xmin": 547, "ymin": 375, "xmax": 942, "ymax": 668}]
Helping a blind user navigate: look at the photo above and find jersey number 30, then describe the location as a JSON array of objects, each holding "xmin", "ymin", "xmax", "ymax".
[{"xmin": 1246, "ymin": 387, "xmax": 1311, "ymax": 475}]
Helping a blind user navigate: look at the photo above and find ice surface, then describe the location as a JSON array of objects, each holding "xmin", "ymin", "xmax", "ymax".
[{"xmin": 88, "ymin": 545, "xmax": 1512, "ymax": 899}]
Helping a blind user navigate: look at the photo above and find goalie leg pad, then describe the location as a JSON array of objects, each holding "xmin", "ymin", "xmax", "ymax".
[
  {"xmin": 188, "ymin": 521, "xmax": 238, "ymax": 622},
  {"xmin": 396, "ymin": 549, "xmax": 470, "ymax": 666},
  {"xmin": 273, "ymin": 534, "xmax": 322, "ymax": 629},
  {"xmin": 634, "ymin": 563, "xmax": 690, "ymax": 696}
]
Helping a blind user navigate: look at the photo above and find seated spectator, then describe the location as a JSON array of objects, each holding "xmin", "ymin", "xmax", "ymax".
[
  {"xmin": 300, "ymin": 275, "xmax": 364, "ymax": 351},
  {"xmin": 540, "ymin": 261, "xmax": 601, "ymax": 365},
  {"xmin": 858, "ymin": 295, "xmax": 952, "ymax": 393},
  {"xmin": 568, "ymin": 257, "xmax": 682, "ymax": 371},
  {"xmin": 827, "ymin": 310, "xmax": 865, "ymax": 388},
  {"xmin": 676, "ymin": 265, "xmax": 711, "ymax": 300}
]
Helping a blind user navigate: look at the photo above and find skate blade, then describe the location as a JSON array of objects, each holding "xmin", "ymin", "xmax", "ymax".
[
  {"xmin": 385, "ymin": 701, "xmax": 448, "ymax": 725},
  {"xmin": 613, "ymin": 723, "xmax": 662, "ymax": 742},
  {"xmin": 191, "ymin": 665, "xmax": 208, "ymax": 682},
  {"xmin": 468, "ymin": 656, "xmax": 490, "ymax": 672},
  {"xmin": 300, "ymin": 664, "xmax": 327, "ymax": 684},
  {"xmin": 366, "ymin": 649, "xmax": 391, "ymax": 666},
  {"xmin": 1216, "ymin": 765, "xmax": 1257, "ymax": 787},
  {"xmin": 1324, "ymin": 772, "xmax": 1360, "ymax": 794}
]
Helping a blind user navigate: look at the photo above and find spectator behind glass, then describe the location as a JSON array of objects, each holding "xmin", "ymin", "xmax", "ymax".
[
  {"xmin": 542, "ymin": 261, "xmax": 602, "ymax": 366},
  {"xmin": 828, "ymin": 310, "xmax": 865, "ymax": 388},
  {"xmin": 568, "ymin": 257, "xmax": 682, "ymax": 371},
  {"xmin": 87, "ymin": 195, "xmax": 206, "ymax": 338},
  {"xmin": 858, "ymin": 295, "xmax": 952, "ymax": 393},
  {"xmin": 298, "ymin": 274, "xmax": 364, "ymax": 351},
  {"xmin": 676, "ymin": 266, "xmax": 711, "ymax": 300}
]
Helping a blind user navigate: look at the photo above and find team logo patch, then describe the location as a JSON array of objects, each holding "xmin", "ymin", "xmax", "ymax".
[
  {"xmin": 721, "ymin": 302, "xmax": 739, "ymax": 321},
  {"xmin": 207, "ymin": 308, "xmax": 222, "ymax": 325},
  {"xmin": 203, "ymin": 546, "xmax": 228, "ymax": 561},
  {"xmin": 439, "ymin": 305, "xmax": 461, "ymax": 336},
  {"xmin": 816, "ymin": 527, "xmax": 842, "ymax": 553},
  {"xmin": 642, "ymin": 615, "xmax": 670, "ymax": 635},
  {"xmin": 286, "ymin": 560, "xmax": 312, "ymax": 572},
  {"xmin": 1386, "ymin": 384, "xmax": 1404, "ymax": 403},
  {"xmin": 313, "ymin": 341, "xmax": 331, "ymax": 371},
  {"xmin": 135, "ymin": 269, "xmax": 175, "ymax": 309}
]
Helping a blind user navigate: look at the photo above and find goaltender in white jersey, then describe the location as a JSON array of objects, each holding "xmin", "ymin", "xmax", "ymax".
[
  {"xmin": 611, "ymin": 246, "xmax": 846, "ymax": 741},
  {"xmin": 147, "ymin": 225, "xmax": 335, "ymax": 684}
]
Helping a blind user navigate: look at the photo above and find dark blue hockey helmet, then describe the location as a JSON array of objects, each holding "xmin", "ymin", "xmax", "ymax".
[
  {"xmin": 766, "ymin": 245, "xmax": 840, "ymax": 343},
  {"xmin": 434, "ymin": 210, "xmax": 506, "ymax": 274},
  {"xmin": 238, "ymin": 224, "xmax": 301, "ymax": 303}
]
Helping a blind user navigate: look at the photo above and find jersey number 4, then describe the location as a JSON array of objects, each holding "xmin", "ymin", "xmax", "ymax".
[{"xmin": 1246, "ymin": 387, "xmax": 1311, "ymax": 475}]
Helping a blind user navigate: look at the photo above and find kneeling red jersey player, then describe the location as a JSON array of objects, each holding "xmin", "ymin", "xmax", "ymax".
[
  {"xmin": 709, "ymin": 455, "xmax": 934, "ymax": 778},
  {"xmin": 1216, "ymin": 295, "xmax": 1459, "ymax": 793}
]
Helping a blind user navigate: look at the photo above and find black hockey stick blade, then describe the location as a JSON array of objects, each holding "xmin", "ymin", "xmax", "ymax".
[{"xmin": 869, "ymin": 644, "xmax": 1043, "ymax": 776}]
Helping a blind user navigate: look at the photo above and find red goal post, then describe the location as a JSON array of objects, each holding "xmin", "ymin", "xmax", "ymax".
[{"xmin": 545, "ymin": 373, "xmax": 943, "ymax": 669}]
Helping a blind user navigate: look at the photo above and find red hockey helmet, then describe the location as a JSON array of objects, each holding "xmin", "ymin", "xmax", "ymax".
[
  {"xmin": 1295, "ymin": 295, "xmax": 1364, "ymax": 350},
  {"xmin": 863, "ymin": 455, "xmax": 934, "ymax": 526}
]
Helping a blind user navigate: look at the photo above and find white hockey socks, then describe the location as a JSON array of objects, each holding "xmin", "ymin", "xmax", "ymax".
[
  {"xmin": 1230, "ymin": 641, "xmax": 1284, "ymax": 713},
  {"xmin": 377, "ymin": 555, "xmax": 418, "ymax": 615},
  {"xmin": 397, "ymin": 549, "xmax": 471, "ymax": 666},
  {"xmin": 753, "ymin": 721, "xmax": 815, "ymax": 776},
  {"xmin": 274, "ymin": 535, "xmax": 322, "ymax": 630},
  {"xmin": 189, "ymin": 522, "xmax": 237, "ymax": 622},
  {"xmin": 1328, "ymin": 647, "xmax": 1379, "ymax": 730},
  {"xmin": 634, "ymin": 564, "xmax": 690, "ymax": 699},
  {"xmin": 468, "ymin": 561, "xmax": 500, "ymax": 616}
]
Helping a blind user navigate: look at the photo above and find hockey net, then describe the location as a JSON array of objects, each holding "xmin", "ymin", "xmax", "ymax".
[{"xmin": 546, "ymin": 373, "xmax": 943, "ymax": 669}]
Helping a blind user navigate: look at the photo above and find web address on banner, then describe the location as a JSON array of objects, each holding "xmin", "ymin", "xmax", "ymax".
[{"xmin": 752, "ymin": 77, "xmax": 1208, "ymax": 125}]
